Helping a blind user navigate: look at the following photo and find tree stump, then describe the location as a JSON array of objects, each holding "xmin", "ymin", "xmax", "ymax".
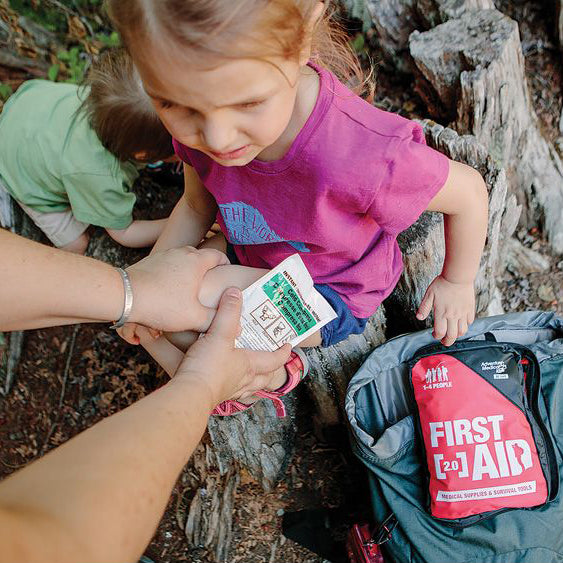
[
  {"xmin": 340, "ymin": 0, "xmax": 494, "ymax": 73},
  {"xmin": 409, "ymin": 9, "xmax": 563, "ymax": 254}
]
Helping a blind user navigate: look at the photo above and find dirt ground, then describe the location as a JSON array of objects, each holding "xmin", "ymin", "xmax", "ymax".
[{"xmin": 1, "ymin": 1, "xmax": 562, "ymax": 562}]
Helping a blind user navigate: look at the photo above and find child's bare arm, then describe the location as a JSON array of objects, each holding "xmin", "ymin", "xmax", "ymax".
[
  {"xmin": 416, "ymin": 160, "xmax": 488, "ymax": 346},
  {"xmin": 106, "ymin": 219, "xmax": 167, "ymax": 248},
  {"xmin": 152, "ymin": 164, "xmax": 217, "ymax": 253}
]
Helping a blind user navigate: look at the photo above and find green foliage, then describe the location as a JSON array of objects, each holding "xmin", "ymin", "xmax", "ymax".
[
  {"xmin": 351, "ymin": 33, "xmax": 365, "ymax": 54},
  {"xmin": 9, "ymin": 0, "xmax": 108, "ymax": 34},
  {"xmin": 95, "ymin": 30, "xmax": 120, "ymax": 47},
  {"xmin": 57, "ymin": 46, "xmax": 87, "ymax": 83},
  {"xmin": 0, "ymin": 83, "xmax": 13, "ymax": 102},
  {"xmin": 47, "ymin": 63, "xmax": 60, "ymax": 81},
  {"xmin": 9, "ymin": 0, "xmax": 67, "ymax": 33}
]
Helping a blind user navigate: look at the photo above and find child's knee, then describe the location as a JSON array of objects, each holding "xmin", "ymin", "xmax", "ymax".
[
  {"xmin": 164, "ymin": 330, "xmax": 199, "ymax": 353},
  {"xmin": 61, "ymin": 231, "xmax": 90, "ymax": 254},
  {"xmin": 299, "ymin": 331, "xmax": 322, "ymax": 347},
  {"xmin": 199, "ymin": 231, "xmax": 227, "ymax": 253}
]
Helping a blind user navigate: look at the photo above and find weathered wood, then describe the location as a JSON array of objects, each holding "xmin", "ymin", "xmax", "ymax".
[
  {"xmin": 304, "ymin": 309, "xmax": 386, "ymax": 428},
  {"xmin": 184, "ymin": 465, "xmax": 239, "ymax": 563},
  {"xmin": 0, "ymin": 330, "xmax": 24, "ymax": 396},
  {"xmin": 340, "ymin": 0, "xmax": 494, "ymax": 72},
  {"xmin": 409, "ymin": 9, "xmax": 563, "ymax": 254},
  {"xmin": 416, "ymin": 0, "xmax": 495, "ymax": 28},
  {"xmin": 207, "ymin": 397, "xmax": 296, "ymax": 491},
  {"xmin": 0, "ymin": 50, "xmax": 49, "ymax": 74},
  {"xmin": 0, "ymin": 182, "xmax": 13, "ymax": 229},
  {"xmin": 505, "ymin": 237, "xmax": 551, "ymax": 276},
  {"xmin": 17, "ymin": 16, "xmax": 58, "ymax": 51}
]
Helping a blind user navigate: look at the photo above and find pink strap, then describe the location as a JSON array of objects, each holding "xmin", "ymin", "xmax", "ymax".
[{"xmin": 211, "ymin": 351, "xmax": 305, "ymax": 418}]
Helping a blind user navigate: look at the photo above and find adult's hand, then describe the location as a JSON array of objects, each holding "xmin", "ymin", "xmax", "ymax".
[
  {"xmin": 126, "ymin": 246, "xmax": 229, "ymax": 333},
  {"xmin": 174, "ymin": 287, "xmax": 292, "ymax": 407}
]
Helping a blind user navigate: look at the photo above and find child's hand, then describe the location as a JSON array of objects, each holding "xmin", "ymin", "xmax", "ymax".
[
  {"xmin": 117, "ymin": 322, "xmax": 161, "ymax": 345},
  {"xmin": 416, "ymin": 275, "xmax": 475, "ymax": 346}
]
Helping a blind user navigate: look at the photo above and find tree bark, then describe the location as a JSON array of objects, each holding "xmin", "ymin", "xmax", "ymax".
[
  {"xmin": 340, "ymin": 0, "xmax": 494, "ymax": 72},
  {"xmin": 409, "ymin": 9, "xmax": 563, "ymax": 253}
]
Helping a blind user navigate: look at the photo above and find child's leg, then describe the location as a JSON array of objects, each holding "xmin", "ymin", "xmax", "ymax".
[
  {"xmin": 160, "ymin": 233, "xmax": 322, "ymax": 402},
  {"xmin": 61, "ymin": 231, "xmax": 90, "ymax": 254},
  {"xmin": 162, "ymin": 262, "xmax": 271, "ymax": 352},
  {"xmin": 164, "ymin": 330, "xmax": 199, "ymax": 352},
  {"xmin": 163, "ymin": 259, "xmax": 323, "ymax": 350},
  {"xmin": 198, "ymin": 264, "xmax": 322, "ymax": 346},
  {"xmin": 137, "ymin": 326, "xmax": 183, "ymax": 377},
  {"xmin": 17, "ymin": 203, "xmax": 91, "ymax": 254}
]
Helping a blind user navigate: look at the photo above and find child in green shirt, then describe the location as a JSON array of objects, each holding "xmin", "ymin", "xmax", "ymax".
[{"xmin": 0, "ymin": 48, "xmax": 175, "ymax": 253}]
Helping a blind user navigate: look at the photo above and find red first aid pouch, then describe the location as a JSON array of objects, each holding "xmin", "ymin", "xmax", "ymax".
[{"xmin": 410, "ymin": 338, "xmax": 559, "ymax": 527}]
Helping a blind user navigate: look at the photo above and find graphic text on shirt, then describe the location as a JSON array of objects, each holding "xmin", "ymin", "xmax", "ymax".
[{"xmin": 219, "ymin": 201, "xmax": 309, "ymax": 252}]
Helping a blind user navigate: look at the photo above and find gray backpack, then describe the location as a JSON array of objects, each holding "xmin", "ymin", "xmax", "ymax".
[{"xmin": 346, "ymin": 311, "xmax": 563, "ymax": 563}]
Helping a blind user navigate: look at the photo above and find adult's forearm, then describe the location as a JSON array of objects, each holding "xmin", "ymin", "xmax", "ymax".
[
  {"xmin": 0, "ymin": 374, "xmax": 212, "ymax": 563},
  {"xmin": 0, "ymin": 230, "xmax": 123, "ymax": 330}
]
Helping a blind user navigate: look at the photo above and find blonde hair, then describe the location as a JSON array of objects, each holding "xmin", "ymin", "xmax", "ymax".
[
  {"xmin": 106, "ymin": 0, "xmax": 372, "ymax": 99},
  {"xmin": 80, "ymin": 47, "xmax": 173, "ymax": 162}
]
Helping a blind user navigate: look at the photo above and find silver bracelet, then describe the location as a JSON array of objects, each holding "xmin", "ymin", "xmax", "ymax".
[{"xmin": 110, "ymin": 267, "xmax": 133, "ymax": 329}]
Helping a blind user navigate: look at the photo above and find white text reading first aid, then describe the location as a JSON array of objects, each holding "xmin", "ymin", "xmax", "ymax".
[{"xmin": 428, "ymin": 415, "xmax": 533, "ymax": 482}]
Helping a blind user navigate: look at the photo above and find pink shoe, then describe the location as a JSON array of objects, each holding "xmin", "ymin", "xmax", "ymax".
[{"xmin": 211, "ymin": 348, "xmax": 309, "ymax": 417}]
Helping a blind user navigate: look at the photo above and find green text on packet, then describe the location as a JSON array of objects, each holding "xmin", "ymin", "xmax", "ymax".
[{"xmin": 263, "ymin": 273, "xmax": 316, "ymax": 336}]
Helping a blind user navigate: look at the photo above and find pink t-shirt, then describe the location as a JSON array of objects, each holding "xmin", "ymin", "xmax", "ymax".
[{"xmin": 174, "ymin": 64, "xmax": 449, "ymax": 318}]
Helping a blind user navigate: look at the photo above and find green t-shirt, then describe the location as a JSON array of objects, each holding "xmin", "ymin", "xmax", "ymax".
[{"xmin": 0, "ymin": 80, "xmax": 138, "ymax": 229}]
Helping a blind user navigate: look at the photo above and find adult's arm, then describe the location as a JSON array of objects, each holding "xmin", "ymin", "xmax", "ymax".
[
  {"xmin": 0, "ymin": 288, "xmax": 291, "ymax": 563},
  {"xmin": 0, "ymin": 229, "xmax": 228, "ymax": 332}
]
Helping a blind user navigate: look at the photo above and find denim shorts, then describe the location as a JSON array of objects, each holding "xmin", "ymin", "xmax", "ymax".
[{"xmin": 226, "ymin": 244, "xmax": 369, "ymax": 347}]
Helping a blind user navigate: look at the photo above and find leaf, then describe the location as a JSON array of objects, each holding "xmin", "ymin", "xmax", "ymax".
[
  {"xmin": 57, "ymin": 49, "xmax": 70, "ymax": 62},
  {"xmin": 96, "ymin": 30, "xmax": 120, "ymax": 47},
  {"xmin": 69, "ymin": 46, "xmax": 80, "ymax": 65},
  {"xmin": 108, "ymin": 31, "xmax": 120, "ymax": 46},
  {"xmin": 0, "ymin": 83, "xmax": 13, "ymax": 102},
  {"xmin": 47, "ymin": 63, "xmax": 59, "ymax": 82},
  {"xmin": 68, "ymin": 15, "xmax": 87, "ymax": 41},
  {"xmin": 351, "ymin": 34, "xmax": 365, "ymax": 53}
]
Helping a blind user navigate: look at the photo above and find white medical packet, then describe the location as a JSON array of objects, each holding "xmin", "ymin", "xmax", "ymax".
[{"xmin": 236, "ymin": 254, "xmax": 337, "ymax": 352}]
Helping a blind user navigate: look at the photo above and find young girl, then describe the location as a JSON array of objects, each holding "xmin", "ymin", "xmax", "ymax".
[{"xmin": 109, "ymin": 0, "xmax": 488, "ymax": 415}]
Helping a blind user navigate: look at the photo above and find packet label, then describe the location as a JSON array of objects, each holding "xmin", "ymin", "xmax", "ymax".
[{"xmin": 236, "ymin": 254, "xmax": 337, "ymax": 351}]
